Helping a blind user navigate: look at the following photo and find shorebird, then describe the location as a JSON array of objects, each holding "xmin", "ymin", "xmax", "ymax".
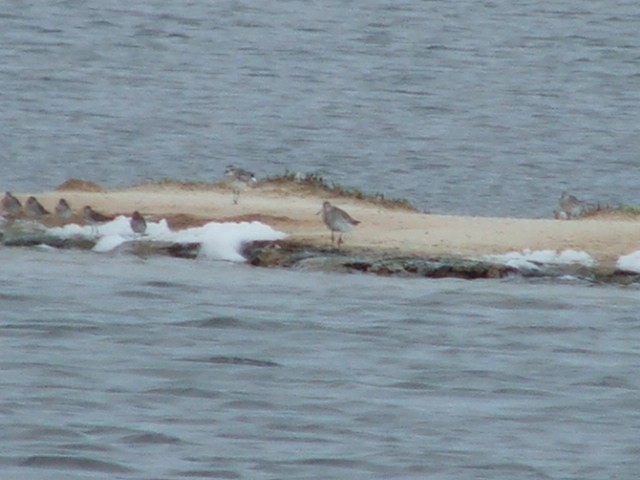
[
  {"xmin": 55, "ymin": 198, "xmax": 73, "ymax": 220},
  {"xmin": 2, "ymin": 192, "xmax": 22, "ymax": 216},
  {"xmin": 130, "ymin": 210, "xmax": 147, "ymax": 236},
  {"xmin": 558, "ymin": 191, "xmax": 584, "ymax": 219},
  {"xmin": 224, "ymin": 164, "xmax": 257, "ymax": 204},
  {"xmin": 24, "ymin": 196, "xmax": 50, "ymax": 217},
  {"xmin": 319, "ymin": 201, "xmax": 360, "ymax": 247},
  {"xmin": 83, "ymin": 205, "xmax": 115, "ymax": 235}
]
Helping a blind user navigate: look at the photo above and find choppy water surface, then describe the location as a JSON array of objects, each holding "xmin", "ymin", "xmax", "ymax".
[
  {"xmin": 2, "ymin": 0, "xmax": 640, "ymax": 216},
  {"xmin": 3, "ymin": 1, "xmax": 640, "ymax": 478},
  {"xmin": 1, "ymin": 248, "xmax": 639, "ymax": 479}
]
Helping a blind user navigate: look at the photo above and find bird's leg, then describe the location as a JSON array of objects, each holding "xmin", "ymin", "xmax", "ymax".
[
  {"xmin": 233, "ymin": 190, "xmax": 239, "ymax": 204},
  {"xmin": 338, "ymin": 234, "xmax": 344, "ymax": 247},
  {"xmin": 330, "ymin": 231, "xmax": 335, "ymax": 245}
]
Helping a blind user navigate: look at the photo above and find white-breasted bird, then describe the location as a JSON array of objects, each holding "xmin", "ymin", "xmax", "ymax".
[
  {"xmin": 2, "ymin": 192, "xmax": 22, "ymax": 216},
  {"xmin": 55, "ymin": 198, "xmax": 73, "ymax": 220},
  {"xmin": 224, "ymin": 164, "xmax": 257, "ymax": 204},
  {"xmin": 25, "ymin": 196, "xmax": 50, "ymax": 217},
  {"xmin": 558, "ymin": 191, "xmax": 584, "ymax": 219}
]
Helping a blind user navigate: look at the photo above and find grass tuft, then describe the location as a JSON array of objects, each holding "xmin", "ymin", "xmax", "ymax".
[
  {"xmin": 578, "ymin": 203, "xmax": 640, "ymax": 219},
  {"xmin": 132, "ymin": 178, "xmax": 219, "ymax": 190},
  {"xmin": 261, "ymin": 170, "xmax": 418, "ymax": 211}
]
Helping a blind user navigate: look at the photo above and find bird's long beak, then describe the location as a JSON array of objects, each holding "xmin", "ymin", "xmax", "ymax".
[{"xmin": 315, "ymin": 208, "xmax": 322, "ymax": 215}]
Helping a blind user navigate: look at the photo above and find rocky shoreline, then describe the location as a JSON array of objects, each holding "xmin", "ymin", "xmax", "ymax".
[
  {"xmin": 242, "ymin": 240, "xmax": 640, "ymax": 284},
  {"xmin": 2, "ymin": 222, "xmax": 638, "ymax": 284}
]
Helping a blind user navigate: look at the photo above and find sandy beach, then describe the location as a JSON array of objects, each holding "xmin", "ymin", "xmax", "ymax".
[{"xmin": 10, "ymin": 179, "xmax": 640, "ymax": 271}]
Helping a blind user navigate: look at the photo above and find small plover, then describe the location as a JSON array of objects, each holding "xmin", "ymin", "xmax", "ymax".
[
  {"xmin": 319, "ymin": 201, "xmax": 360, "ymax": 247},
  {"xmin": 130, "ymin": 210, "xmax": 147, "ymax": 235},
  {"xmin": 2, "ymin": 192, "xmax": 22, "ymax": 216},
  {"xmin": 55, "ymin": 198, "xmax": 73, "ymax": 220},
  {"xmin": 224, "ymin": 164, "xmax": 257, "ymax": 204},
  {"xmin": 558, "ymin": 191, "xmax": 584, "ymax": 219},
  {"xmin": 25, "ymin": 196, "xmax": 50, "ymax": 217}
]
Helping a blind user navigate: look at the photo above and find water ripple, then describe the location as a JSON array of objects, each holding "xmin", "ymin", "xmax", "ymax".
[
  {"xmin": 184, "ymin": 356, "xmax": 281, "ymax": 368},
  {"xmin": 176, "ymin": 316, "xmax": 245, "ymax": 329},
  {"xmin": 121, "ymin": 432, "xmax": 184, "ymax": 445},
  {"xmin": 21, "ymin": 455, "xmax": 134, "ymax": 474}
]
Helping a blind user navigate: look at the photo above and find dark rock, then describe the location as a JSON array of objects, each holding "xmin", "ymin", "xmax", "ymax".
[
  {"xmin": 242, "ymin": 240, "xmax": 320, "ymax": 268},
  {"xmin": 242, "ymin": 241, "xmax": 519, "ymax": 280},
  {"xmin": 603, "ymin": 269, "xmax": 640, "ymax": 286},
  {"xmin": 0, "ymin": 221, "xmax": 95, "ymax": 249},
  {"xmin": 0, "ymin": 221, "xmax": 204, "ymax": 259},
  {"xmin": 166, "ymin": 242, "xmax": 200, "ymax": 259}
]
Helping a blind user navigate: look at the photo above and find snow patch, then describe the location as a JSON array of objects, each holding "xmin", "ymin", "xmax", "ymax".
[
  {"xmin": 482, "ymin": 249, "xmax": 595, "ymax": 271},
  {"xmin": 616, "ymin": 251, "xmax": 640, "ymax": 273},
  {"xmin": 46, "ymin": 216, "xmax": 286, "ymax": 261}
]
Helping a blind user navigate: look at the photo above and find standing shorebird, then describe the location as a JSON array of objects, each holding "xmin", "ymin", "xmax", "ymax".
[
  {"xmin": 2, "ymin": 192, "xmax": 22, "ymax": 216},
  {"xmin": 130, "ymin": 210, "xmax": 147, "ymax": 236},
  {"xmin": 55, "ymin": 198, "xmax": 73, "ymax": 220},
  {"xmin": 25, "ymin": 196, "xmax": 50, "ymax": 217},
  {"xmin": 224, "ymin": 164, "xmax": 257, "ymax": 204},
  {"xmin": 319, "ymin": 201, "xmax": 360, "ymax": 247},
  {"xmin": 558, "ymin": 191, "xmax": 584, "ymax": 219},
  {"xmin": 83, "ymin": 205, "xmax": 115, "ymax": 235}
]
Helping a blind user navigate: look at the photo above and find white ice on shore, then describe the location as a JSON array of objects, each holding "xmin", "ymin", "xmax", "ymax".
[
  {"xmin": 482, "ymin": 249, "xmax": 595, "ymax": 271},
  {"xmin": 616, "ymin": 251, "xmax": 640, "ymax": 273},
  {"xmin": 47, "ymin": 216, "xmax": 287, "ymax": 262}
]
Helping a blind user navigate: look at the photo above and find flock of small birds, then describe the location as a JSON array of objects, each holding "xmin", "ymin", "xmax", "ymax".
[
  {"xmin": 1, "ymin": 192, "xmax": 147, "ymax": 236},
  {"xmin": 0, "ymin": 164, "xmax": 363, "ymax": 248}
]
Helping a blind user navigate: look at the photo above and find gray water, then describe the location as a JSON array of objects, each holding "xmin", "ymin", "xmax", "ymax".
[
  {"xmin": 2, "ymin": 0, "xmax": 640, "ymax": 216},
  {"xmin": 1, "ymin": 247, "xmax": 640, "ymax": 479},
  {"xmin": 3, "ymin": 1, "xmax": 640, "ymax": 479}
]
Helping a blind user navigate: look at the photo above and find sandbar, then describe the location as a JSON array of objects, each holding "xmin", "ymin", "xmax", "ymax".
[{"xmin": 16, "ymin": 180, "xmax": 640, "ymax": 271}]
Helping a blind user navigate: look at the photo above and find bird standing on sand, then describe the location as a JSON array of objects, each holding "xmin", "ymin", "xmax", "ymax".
[
  {"xmin": 130, "ymin": 211, "xmax": 147, "ymax": 236},
  {"xmin": 55, "ymin": 198, "xmax": 73, "ymax": 220},
  {"xmin": 25, "ymin": 196, "xmax": 50, "ymax": 217},
  {"xmin": 558, "ymin": 191, "xmax": 584, "ymax": 219},
  {"xmin": 319, "ymin": 201, "xmax": 360, "ymax": 247},
  {"xmin": 224, "ymin": 164, "xmax": 257, "ymax": 204},
  {"xmin": 2, "ymin": 192, "xmax": 22, "ymax": 215}
]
